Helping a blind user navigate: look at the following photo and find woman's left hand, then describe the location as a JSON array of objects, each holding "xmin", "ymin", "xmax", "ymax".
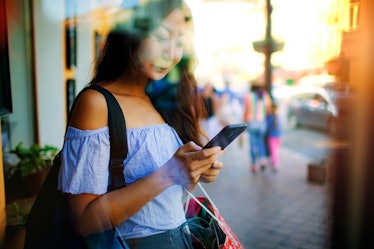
[{"xmin": 199, "ymin": 160, "xmax": 223, "ymax": 183}]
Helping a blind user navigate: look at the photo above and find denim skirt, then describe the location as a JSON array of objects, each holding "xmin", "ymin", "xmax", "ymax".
[{"xmin": 122, "ymin": 224, "xmax": 193, "ymax": 249}]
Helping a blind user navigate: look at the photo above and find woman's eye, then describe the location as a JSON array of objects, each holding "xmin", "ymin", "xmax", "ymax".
[
  {"xmin": 152, "ymin": 33, "xmax": 185, "ymax": 48},
  {"xmin": 153, "ymin": 34, "xmax": 168, "ymax": 42},
  {"xmin": 176, "ymin": 41, "xmax": 184, "ymax": 48}
]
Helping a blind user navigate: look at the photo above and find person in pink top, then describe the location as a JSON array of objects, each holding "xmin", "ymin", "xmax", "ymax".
[{"xmin": 266, "ymin": 103, "xmax": 282, "ymax": 172}]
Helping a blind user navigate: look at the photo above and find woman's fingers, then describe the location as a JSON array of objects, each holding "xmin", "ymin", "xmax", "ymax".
[
  {"xmin": 163, "ymin": 142, "xmax": 225, "ymax": 187},
  {"xmin": 200, "ymin": 161, "xmax": 223, "ymax": 183},
  {"xmin": 211, "ymin": 160, "xmax": 223, "ymax": 170}
]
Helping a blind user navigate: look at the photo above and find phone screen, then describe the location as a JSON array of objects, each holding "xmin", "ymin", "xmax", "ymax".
[{"xmin": 203, "ymin": 123, "xmax": 247, "ymax": 149}]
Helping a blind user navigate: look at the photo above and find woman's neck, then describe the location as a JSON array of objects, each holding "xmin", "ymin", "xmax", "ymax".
[{"xmin": 103, "ymin": 73, "xmax": 148, "ymax": 95}]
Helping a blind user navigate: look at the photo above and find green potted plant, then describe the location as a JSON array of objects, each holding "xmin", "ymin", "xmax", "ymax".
[
  {"xmin": 5, "ymin": 142, "xmax": 58, "ymax": 197},
  {"xmin": 5, "ymin": 202, "xmax": 28, "ymax": 249}
]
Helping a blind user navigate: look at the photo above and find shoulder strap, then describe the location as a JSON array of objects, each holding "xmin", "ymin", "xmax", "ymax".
[
  {"xmin": 68, "ymin": 85, "xmax": 127, "ymax": 190},
  {"xmin": 87, "ymin": 85, "xmax": 127, "ymax": 190}
]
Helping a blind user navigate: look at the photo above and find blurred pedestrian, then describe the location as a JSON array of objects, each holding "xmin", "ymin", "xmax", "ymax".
[
  {"xmin": 266, "ymin": 103, "xmax": 282, "ymax": 172},
  {"xmin": 217, "ymin": 89, "xmax": 242, "ymax": 126},
  {"xmin": 243, "ymin": 84, "xmax": 271, "ymax": 172},
  {"xmin": 200, "ymin": 82, "xmax": 222, "ymax": 138}
]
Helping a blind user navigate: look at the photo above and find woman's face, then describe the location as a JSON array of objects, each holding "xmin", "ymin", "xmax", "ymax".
[{"xmin": 137, "ymin": 9, "xmax": 187, "ymax": 80}]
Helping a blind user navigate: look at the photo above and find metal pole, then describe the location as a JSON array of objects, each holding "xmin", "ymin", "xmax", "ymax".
[{"xmin": 265, "ymin": 0, "xmax": 273, "ymax": 98}]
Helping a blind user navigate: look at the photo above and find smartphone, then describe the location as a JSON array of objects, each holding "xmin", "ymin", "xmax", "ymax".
[{"xmin": 203, "ymin": 123, "xmax": 248, "ymax": 149}]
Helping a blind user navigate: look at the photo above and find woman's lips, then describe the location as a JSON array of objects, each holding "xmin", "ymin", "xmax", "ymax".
[{"xmin": 153, "ymin": 65, "xmax": 169, "ymax": 73}]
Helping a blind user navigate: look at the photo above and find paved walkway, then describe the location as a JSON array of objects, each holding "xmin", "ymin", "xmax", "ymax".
[{"xmin": 192, "ymin": 133, "xmax": 332, "ymax": 249}]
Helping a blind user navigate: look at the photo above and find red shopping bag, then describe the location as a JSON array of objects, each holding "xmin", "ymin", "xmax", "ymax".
[{"xmin": 185, "ymin": 185, "xmax": 245, "ymax": 249}]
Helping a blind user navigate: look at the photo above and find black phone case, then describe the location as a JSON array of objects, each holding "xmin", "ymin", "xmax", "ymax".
[{"xmin": 204, "ymin": 123, "xmax": 247, "ymax": 149}]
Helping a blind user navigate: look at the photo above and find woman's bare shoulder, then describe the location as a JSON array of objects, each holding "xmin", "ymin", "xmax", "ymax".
[{"xmin": 68, "ymin": 89, "xmax": 108, "ymax": 130}]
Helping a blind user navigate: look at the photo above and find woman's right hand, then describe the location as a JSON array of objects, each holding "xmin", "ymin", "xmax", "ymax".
[{"xmin": 162, "ymin": 141, "xmax": 224, "ymax": 189}]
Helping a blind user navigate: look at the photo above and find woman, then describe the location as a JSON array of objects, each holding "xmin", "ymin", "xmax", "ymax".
[
  {"xmin": 58, "ymin": 1, "xmax": 224, "ymax": 248},
  {"xmin": 243, "ymin": 84, "xmax": 271, "ymax": 172}
]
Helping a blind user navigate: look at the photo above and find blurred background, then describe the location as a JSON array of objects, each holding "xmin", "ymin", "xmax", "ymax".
[{"xmin": 1, "ymin": 0, "xmax": 373, "ymax": 248}]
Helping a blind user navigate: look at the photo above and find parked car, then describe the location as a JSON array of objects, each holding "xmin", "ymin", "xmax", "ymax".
[
  {"xmin": 322, "ymin": 81, "xmax": 352, "ymax": 101},
  {"xmin": 286, "ymin": 86, "xmax": 338, "ymax": 134}
]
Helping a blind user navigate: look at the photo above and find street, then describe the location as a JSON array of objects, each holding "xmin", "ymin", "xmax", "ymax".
[{"xmin": 192, "ymin": 127, "xmax": 332, "ymax": 249}]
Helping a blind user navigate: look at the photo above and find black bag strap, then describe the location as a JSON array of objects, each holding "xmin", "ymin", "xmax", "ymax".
[
  {"xmin": 87, "ymin": 85, "xmax": 128, "ymax": 190},
  {"xmin": 68, "ymin": 85, "xmax": 128, "ymax": 190}
]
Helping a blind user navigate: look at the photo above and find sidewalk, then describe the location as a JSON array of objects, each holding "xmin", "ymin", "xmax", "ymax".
[{"xmin": 193, "ymin": 133, "xmax": 332, "ymax": 249}]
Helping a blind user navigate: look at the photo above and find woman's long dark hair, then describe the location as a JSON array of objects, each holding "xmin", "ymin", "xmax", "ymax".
[
  {"xmin": 147, "ymin": 58, "xmax": 207, "ymax": 146},
  {"xmin": 89, "ymin": 0, "xmax": 206, "ymax": 146}
]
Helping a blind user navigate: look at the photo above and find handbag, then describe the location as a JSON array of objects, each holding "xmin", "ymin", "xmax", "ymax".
[
  {"xmin": 185, "ymin": 183, "xmax": 245, "ymax": 249},
  {"xmin": 23, "ymin": 86, "xmax": 129, "ymax": 249}
]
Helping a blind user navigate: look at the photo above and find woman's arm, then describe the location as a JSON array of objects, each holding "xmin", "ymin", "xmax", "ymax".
[{"xmin": 68, "ymin": 141, "xmax": 223, "ymax": 236}]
